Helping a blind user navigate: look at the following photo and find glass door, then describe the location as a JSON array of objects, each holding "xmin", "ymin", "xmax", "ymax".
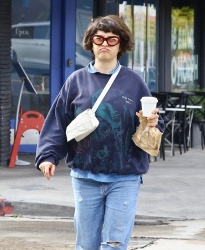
[
  {"xmin": 11, "ymin": 0, "xmax": 51, "ymax": 153},
  {"xmin": 119, "ymin": 0, "xmax": 157, "ymax": 91}
]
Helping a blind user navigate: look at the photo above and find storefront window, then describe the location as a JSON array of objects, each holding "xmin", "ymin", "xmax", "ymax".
[
  {"xmin": 119, "ymin": 1, "xmax": 157, "ymax": 91},
  {"xmin": 75, "ymin": 0, "xmax": 93, "ymax": 70},
  {"xmin": 171, "ymin": 5, "xmax": 198, "ymax": 91},
  {"xmin": 11, "ymin": 0, "xmax": 50, "ymax": 118}
]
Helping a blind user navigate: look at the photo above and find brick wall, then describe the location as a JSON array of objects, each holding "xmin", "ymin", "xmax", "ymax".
[{"xmin": 0, "ymin": 0, "xmax": 12, "ymax": 167}]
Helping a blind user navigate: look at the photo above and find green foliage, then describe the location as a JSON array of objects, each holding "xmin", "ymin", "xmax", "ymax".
[{"xmin": 188, "ymin": 90, "xmax": 205, "ymax": 121}]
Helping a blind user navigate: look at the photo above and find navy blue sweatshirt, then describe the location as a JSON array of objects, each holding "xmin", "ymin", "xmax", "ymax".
[{"xmin": 35, "ymin": 66, "xmax": 164, "ymax": 175}]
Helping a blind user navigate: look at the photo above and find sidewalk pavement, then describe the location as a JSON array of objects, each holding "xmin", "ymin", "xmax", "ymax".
[{"xmin": 0, "ymin": 146, "xmax": 205, "ymax": 249}]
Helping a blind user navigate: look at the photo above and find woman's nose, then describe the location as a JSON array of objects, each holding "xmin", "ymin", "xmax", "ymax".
[{"xmin": 102, "ymin": 40, "xmax": 108, "ymax": 46}]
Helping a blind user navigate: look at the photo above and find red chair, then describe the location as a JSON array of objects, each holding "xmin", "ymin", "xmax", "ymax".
[{"xmin": 9, "ymin": 111, "xmax": 44, "ymax": 168}]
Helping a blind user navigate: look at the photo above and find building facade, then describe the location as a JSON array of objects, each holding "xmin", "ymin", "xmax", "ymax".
[{"xmin": 0, "ymin": 0, "xmax": 205, "ymax": 165}]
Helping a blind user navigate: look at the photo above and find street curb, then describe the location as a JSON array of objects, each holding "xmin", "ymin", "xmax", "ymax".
[
  {"xmin": 8, "ymin": 201, "xmax": 75, "ymax": 217},
  {"xmin": 1, "ymin": 200, "xmax": 180, "ymax": 226}
]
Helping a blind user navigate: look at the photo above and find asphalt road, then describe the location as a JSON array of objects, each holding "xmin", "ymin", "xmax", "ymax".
[{"xmin": 0, "ymin": 216, "xmax": 205, "ymax": 250}]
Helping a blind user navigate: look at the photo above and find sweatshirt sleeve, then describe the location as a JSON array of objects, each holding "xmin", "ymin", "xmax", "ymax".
[{"xmin": 35, "ymin": 79, "xmax": 73, "ymax": 170}]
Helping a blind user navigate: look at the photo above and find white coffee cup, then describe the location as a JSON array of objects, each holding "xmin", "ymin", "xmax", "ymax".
[{"xmin": 140, "ymin": 96, "xmax": 158, "ymax": 117}]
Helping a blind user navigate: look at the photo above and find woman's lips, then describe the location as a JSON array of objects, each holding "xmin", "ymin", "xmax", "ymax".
[{"xmin": 99, "ymin": 47, "xmax": 110, "ymax": 52}]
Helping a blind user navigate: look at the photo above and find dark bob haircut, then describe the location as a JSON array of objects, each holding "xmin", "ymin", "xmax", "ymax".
[{"xmin": 83, "ymin": 15, "xmax": 134, "ymax": 59}]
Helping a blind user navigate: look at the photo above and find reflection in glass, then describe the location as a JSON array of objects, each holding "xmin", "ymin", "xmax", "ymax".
[
  {"xmin": 75, "ymin": 0, "xmax": 93, "ymax": 70},
  {"xmin": 119, "ymin": 1, "xmax": 157, "ymax": 92},
  {"xmin": 11, "ymin": 0, "xmax": 50, "ymax": 118},
  {"xmin": 171, "ymin": 6, "xmax": 198, "ymax": 91}
]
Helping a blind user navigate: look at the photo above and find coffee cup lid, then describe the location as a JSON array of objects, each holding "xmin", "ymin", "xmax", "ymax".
[{"xmin": 140, "ymin": 96, "xmax": 158, "ymax": 103}]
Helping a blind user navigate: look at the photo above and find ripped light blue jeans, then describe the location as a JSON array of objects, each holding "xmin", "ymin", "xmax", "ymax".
[{"xmin": 72, "ymin": 176, "xmax": 142, "ymax": 250}]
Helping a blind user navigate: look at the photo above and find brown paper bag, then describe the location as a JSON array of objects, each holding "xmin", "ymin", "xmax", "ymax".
[{"xmin": 132, "ymin": 112, "xmax": 163, "ymax": 156}]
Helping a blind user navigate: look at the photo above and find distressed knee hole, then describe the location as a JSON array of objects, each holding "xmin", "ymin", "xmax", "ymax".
[{"xmin": 107, "ymin": 241, "xmax": 121, "ymax": 248}]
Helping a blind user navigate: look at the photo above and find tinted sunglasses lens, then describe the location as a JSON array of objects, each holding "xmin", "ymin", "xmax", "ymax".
[
  {"xmin": 107, "ymin": 37, "xmax": 120, "ymax": 46},
  {"xmin": 92, "ymin": 36, "xmax": 103, "ymax": 45}
]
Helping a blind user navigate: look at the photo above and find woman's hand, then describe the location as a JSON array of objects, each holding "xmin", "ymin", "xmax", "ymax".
[
  {"xmin": 139, "ymin": 108, "xmax": 159, "ymax": 127},
  {"xmin": 39, "ymin": 161, "xmax": 56, "ymax": 181}
]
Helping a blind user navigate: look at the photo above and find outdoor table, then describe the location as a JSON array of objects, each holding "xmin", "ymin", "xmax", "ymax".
[{"xmin": 164, "ymin": 107, "xmax": 185, "ymax": 156}]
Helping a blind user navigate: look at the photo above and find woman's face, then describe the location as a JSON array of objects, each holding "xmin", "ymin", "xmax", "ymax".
[{"xmin": 91, "ymin": 30, "xmax": 120, "ymax": 63}]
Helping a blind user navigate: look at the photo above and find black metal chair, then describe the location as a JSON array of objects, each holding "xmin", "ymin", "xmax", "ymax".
[{"xmin": 161, "ymin": 91, "xmax": 192, "ymax": 156}]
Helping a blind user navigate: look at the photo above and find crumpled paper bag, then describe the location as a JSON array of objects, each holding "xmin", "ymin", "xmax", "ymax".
[{"xmin": 132, "ymin": 112, "xmax": 163, "ymax": 156}]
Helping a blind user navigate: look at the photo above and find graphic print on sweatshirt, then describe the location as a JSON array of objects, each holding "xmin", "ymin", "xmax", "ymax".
[{"xmin": 73, "ymin": 88, "xmax": 136, "ymax": 173}]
